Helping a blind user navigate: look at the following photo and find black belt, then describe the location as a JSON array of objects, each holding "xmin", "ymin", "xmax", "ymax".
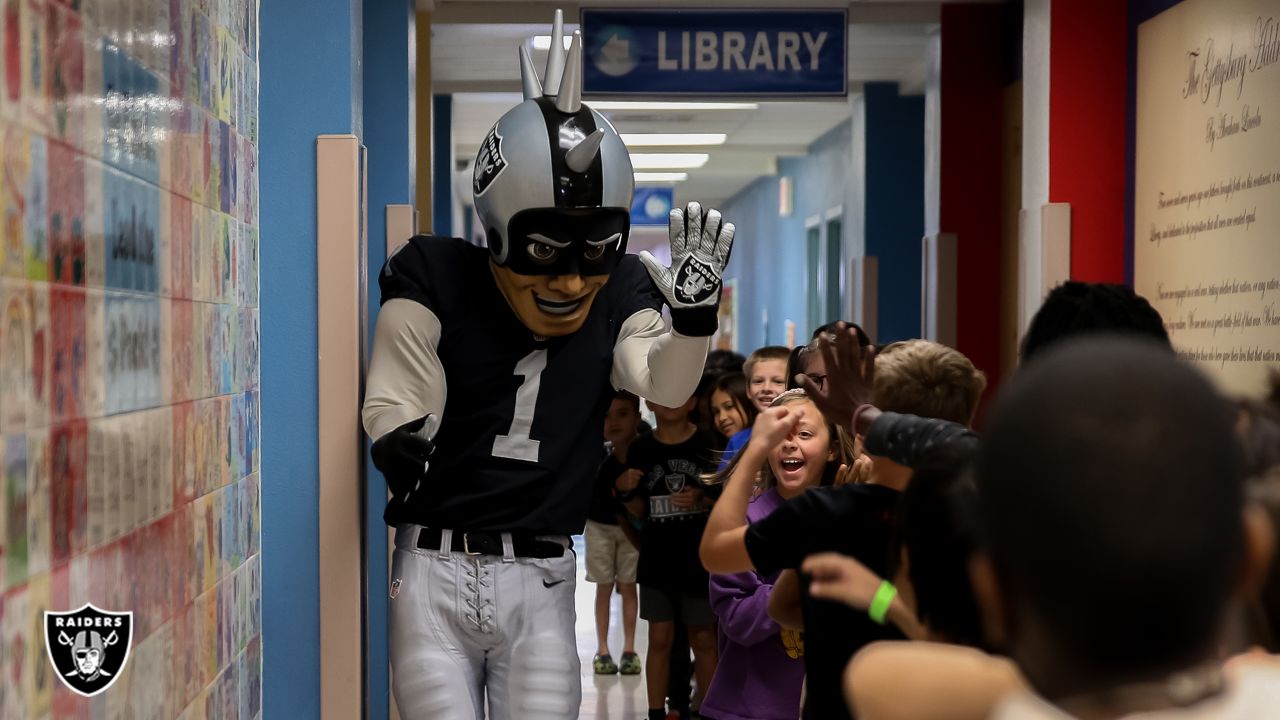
[{"xmin": 416, "ymin": 527, "xmax": 567, "ymax": 559}]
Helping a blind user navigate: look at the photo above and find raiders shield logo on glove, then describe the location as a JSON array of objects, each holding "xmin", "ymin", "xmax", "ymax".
[
  {"xmin": 674, "ymin": 255, "xmax": 720, "ymax": 305},
  {"xmin": 640, "ymin": 201, "xmax": 736, "ymax": 336}
]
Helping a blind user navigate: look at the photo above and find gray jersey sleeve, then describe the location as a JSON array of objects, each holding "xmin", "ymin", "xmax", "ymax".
[
  {"xmin": 609, "ymin": 308, "xmax": 710, "ymax": 407},
  {"xmin": 362, "ymin": 299, "xmax": 446, "ymax": 440}
]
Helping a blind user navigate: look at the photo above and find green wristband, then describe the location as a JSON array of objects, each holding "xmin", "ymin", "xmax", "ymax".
[{"xmin": 868, "ymin": 581, "xmax": 897, "ymax": 625}]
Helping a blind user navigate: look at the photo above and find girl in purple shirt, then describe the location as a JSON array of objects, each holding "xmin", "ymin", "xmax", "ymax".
[{"xmin": 700, "ymin": 390, "xmax": 858, "ymax": 720}]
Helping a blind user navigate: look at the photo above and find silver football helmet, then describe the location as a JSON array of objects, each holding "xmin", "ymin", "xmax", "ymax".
[{"xmin": 472, "ymin": 9, "xmax": 634, "ymax": 275}]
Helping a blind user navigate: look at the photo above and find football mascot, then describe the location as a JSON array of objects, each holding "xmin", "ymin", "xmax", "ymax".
[{"xmin": 362, "ymin": 10, "xmax": 736, "ymax": 719}]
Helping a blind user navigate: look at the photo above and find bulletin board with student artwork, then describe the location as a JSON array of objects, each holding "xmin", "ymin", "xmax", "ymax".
[{"xmin": 0, "ymin": 1, "xmax": 261, "ymax": 717}]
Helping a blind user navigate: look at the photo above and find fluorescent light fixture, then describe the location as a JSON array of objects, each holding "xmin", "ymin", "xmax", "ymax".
[
  {"xmin": 635, "ymin": 172, "xmax": 688, "ymax": 182},
  {"xmin": 621, "ymin": 133, "xmax": 727, "ymax": 147},
  {"xmin": 591, "ymin": 101, "xmax": 758, "ymax": 111},
  {"xmin": 532, "ymin": 35, "xmax": 574, "ymax": 50},
  {"xmin": 630, "ymin": 153, "xmax": 709, "ymax": 169}
]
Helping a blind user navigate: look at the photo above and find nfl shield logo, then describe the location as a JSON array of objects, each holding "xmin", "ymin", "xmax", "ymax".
[{"xmin": 44, "ymin": 603, "xmax": 134, "ymax": 697}]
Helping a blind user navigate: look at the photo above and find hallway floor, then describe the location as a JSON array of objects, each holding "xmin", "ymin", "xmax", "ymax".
[{"xmin": 572, "ymin": 535, "xmax": 654, "ymax": 720}]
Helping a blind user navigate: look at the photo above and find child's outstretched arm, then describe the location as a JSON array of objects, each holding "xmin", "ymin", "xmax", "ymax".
[
  {"xmin": 767, "ymin": 569, "xmax": 805, "ymax": 630},
  {"xmin": 803, "ymin": 552, "xmax": 926, "ymax": 640},
  {"xmin": 701, "ymin": 405, "xmax": 801, "ymax": 573},
  {"xmin": 845, "ymin": 641, "xmax": 1024, "ymax": 720}
]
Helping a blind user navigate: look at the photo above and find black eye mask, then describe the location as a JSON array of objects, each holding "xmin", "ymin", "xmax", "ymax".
[{"xmin": 501, "ymin": 207, "xmax": 630, "ymax": 277}]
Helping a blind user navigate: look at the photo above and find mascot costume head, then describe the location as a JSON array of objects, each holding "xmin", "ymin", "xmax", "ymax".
[{"xmin": 474, "ymin": 10, "xmax": 634, "ymax": 337}]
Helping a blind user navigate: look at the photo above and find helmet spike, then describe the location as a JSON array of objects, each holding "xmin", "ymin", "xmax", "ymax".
[
  {"xmin": 518, "ymin": 44, "xmax": 542, "ymax": 101},
  {"xmin": 555, "ymin": 32, "xmax": 584, "ymax": 114},
  {"xmin": 542, "ymin": 9, "xmax": 567, "ymax": 96},
  {"xmin": 565, "ymin": 128, "xmax": 604, "ymax": 173}
]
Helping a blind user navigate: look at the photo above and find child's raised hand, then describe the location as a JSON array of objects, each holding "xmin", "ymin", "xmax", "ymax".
[
  {"xmin": 615, "ymin": 468, "xmax": 643, "ymax": 493},
  {"xmin": 833, "ymin": 455, "xmax": 873, "ymax": 486},
  {"xmin": 797, "ymin": 322, "xmax": 876, "ymax": 432},
  {"xmin": 750, "ymin": 405, "xmax": 803, "ymax": 449},
  {"xmin": 802, "ymin": 552, "xmax": 884, "ymax": 610}
]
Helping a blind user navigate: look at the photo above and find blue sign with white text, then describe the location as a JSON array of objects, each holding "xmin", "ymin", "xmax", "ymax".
[
  {"xmin": 631, "ymin": 187, "xmax": 675, "ymax": 225},
  {"xmin": 581, "ymin": 9, "xmax": 847, "ymax": 97}
]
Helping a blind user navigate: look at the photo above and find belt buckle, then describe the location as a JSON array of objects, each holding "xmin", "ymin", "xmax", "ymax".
[{"xmin": 462, "ymin": 532, "xmax": 481, "ymax": 556}]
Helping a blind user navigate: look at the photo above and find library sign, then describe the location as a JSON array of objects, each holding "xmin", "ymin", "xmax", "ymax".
[{"xmin": 581, "ymin": 9, "xmax": 848, "ymax": 97}]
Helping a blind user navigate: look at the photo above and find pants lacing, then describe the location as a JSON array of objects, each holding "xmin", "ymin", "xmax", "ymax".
[{"xmin": 462, "ymin": 560, "xmax": 496, "ymax": 634}]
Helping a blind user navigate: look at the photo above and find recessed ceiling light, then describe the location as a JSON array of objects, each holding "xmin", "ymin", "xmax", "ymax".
[
  {"xmin": 635, "ymin": 172, "xmax": 689, "ymax": 182},
  {"xmin": 532, "ymin": 35, "xmax": 574, "ymax": 51},
  {"xmin": 630, "ymin": 153, "xmax": 709, "ymax": 169},
  {"xmin": 591, "ymin": 101, "xmax": 758, "ymax": 111},
  {"xmin": 621, "ymin": 133, "xmax": 727, "ymax": 147}
]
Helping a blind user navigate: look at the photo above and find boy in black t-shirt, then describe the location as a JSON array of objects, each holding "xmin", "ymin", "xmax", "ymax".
[
  {"xmin": 619, "ymin": 396, "xmax": 719, "ymax": 720},
  {"xmin": 747, "ymin": 476, "xmax": 904, "ymax": 718},
  {"xmin": 586, "ymin": 391, "xmax": 644, "ymax": 676}
]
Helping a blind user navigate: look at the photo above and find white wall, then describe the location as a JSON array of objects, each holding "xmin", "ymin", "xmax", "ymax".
[
  {"xmin": 924, "ymin": 30, "xmax": 942, "ymax": 238},
  {"xmin": 1021, "ymin": 0, "xmax": 1052, "ymax": 333}
]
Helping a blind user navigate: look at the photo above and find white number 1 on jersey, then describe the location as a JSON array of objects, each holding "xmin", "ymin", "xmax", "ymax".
[{"xmin": 491, "ymin": 349, "xmax": 548, "ymax": 463}]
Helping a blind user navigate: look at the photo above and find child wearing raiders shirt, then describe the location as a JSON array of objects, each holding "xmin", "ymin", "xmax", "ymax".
[{"xmin": 619, "ymin": 395, "xmax": 720, "ymax": 720}]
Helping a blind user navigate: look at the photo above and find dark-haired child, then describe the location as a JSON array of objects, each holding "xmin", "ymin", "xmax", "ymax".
[
  {"xmin": 978, "ymin": 338, "xmax": 1278, "ymax": 718},
  {"xmin": 803, "ymin": 444, "xmax": 1024, "ymax": 720},
  {"xmin": 1020, "ymin": 281, "xmax": 1170, "ymax": 363},
  {"xmin": 618, "ymin": 396, "xmax": 719, "ymax": 720},
  {"xmin": 709, "ymin": 372, "xmax": 755, "ymax": 442},
  {"xmin": 586, "ymin": 391, "xmax": 643, "ymax": 675}
]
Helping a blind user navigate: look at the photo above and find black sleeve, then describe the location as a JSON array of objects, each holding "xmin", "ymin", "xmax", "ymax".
[
  {"xmin": 611, "ymin": 254, "xmax": 664, "ymax": 322},
  {"xmin": 594, "ymin": 457, "xmax": 621, "ymax": 512},
  {"xmin": 863, "ymin": 412, "xmax": 981, "ymax": 467},
  {"xmin": 743, "ymin": 489, "xmax": 834, "ymax": 574},
  {"xmin": 378, "ymin": 235, "xmax": 463, "ymax": 311}
]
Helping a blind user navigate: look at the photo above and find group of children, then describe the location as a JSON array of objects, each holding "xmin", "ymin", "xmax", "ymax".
[
  {"xmin": 587, "ymin": 344, "xmax": 801, "ymax": 718},
  {"xmin": 586, "ymin": 281, "xmax": 1280, "ymax": 720}
]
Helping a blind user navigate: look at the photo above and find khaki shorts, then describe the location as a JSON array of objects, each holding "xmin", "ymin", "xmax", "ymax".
[{"xmin": 584, "ymin": 519, "xmax": 639, "ymax": 584}]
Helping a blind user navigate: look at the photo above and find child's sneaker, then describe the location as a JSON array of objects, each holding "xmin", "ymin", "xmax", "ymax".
[
  {"xmin": 593, "ymin": 654, "xmax": 619, "ymax": 675},
  {"xmin": 619, "ymin": 651, "xmax": 641, "ymax": 675}
]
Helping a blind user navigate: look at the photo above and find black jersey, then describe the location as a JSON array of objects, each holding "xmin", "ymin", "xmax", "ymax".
[
  {"xmin": 627, "ymin": 430, "xmax": 717, "ymax": 590},
  {"xmin": 378, "ymin": 235, "xmax": 664, "ymax": 535}
]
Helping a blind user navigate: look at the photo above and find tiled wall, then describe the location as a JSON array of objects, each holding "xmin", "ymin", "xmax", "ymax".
[{"xmin": 0, "ymin": 0, "xmax": 259, "ymax": 717}]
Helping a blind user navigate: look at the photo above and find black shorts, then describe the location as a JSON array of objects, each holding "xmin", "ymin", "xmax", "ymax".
[{"xmin": 639, "ymin": 584, "xmax": 715, "ymax": 626}]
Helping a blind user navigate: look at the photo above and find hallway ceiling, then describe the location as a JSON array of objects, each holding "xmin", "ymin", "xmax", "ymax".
[{"xmin": 430, "ymin": 4, "xmax": 940, "ymax": 208}]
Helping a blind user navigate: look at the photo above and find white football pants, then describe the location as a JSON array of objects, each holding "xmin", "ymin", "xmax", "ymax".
[{"xmin": 389, "ymin": 525, "xmax": 581, "ymax": 719}]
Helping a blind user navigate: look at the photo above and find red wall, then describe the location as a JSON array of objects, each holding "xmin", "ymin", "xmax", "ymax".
[
  {"xmin": 1051, "ymin": 0, "xmax": 1129, "ymax": 282},
  {"xmin": 940, "ymin": 4, "xmax": 1007, "ymax": 391}
]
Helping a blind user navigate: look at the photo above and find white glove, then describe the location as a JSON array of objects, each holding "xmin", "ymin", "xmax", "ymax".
[{"xmin": 639, "ymin": 201, "xmax": 735, "ymax": 336}]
